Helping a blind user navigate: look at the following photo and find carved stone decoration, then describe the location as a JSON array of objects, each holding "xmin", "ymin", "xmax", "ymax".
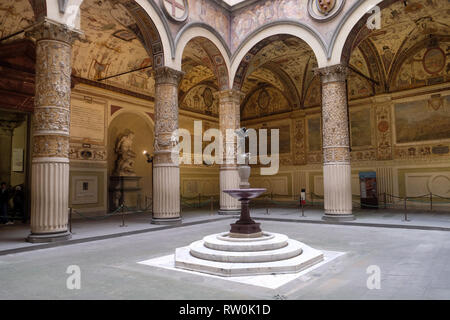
[
  {"xmin": 152, "ymin": 66, "xmax": 184, "ymax": 225},
  {"xmin": 27, "ymin": 20, "xmax": 80, "ymax": 243},
  {"xmin": 215, "ymin": 90, "xmax": 244, "ymax": 215},
  {"xmin": 293, "ymin": 119, "xmax": 306, "ymax": 165},
  {"xmin": 314, "ymin": 64, "xmax": 353, "ymax": 220},
  {"xmin": 160, "ymin": 0, "xmax": 188, "ymax": 22},
  {"xmin": 113, "ymin": 130, "xmax": 137, "ymax": 176},
  {"xmin": 308, "ymin": 0, "xmax": 345, "ymax": 22}
]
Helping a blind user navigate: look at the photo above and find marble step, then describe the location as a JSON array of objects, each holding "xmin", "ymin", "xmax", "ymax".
[
  {"xmin": 175, "ymin": 238, "xmax": 324, "ymax": 277},
  {"xmin": 203, "ymin": 232, "xmax": 288, "ymax": 252},
  {"xmin": 189, "ymin": 238, "xmax": 303, "ymax": 263}
]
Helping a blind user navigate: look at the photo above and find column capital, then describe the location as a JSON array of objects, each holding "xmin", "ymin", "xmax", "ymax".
[
  {"xmin": 25, "ymin": 18, "xmax": 82, "ymax": 44},
  {"xmin": 154, "ymin": 66, "xmax": 184, "ymax": 86},
  {"xmin": 314, "ymin": 64, "xmax": 348, "ymax": 83},
  {"xmin": 214, "ymin": 90, "xmax": 245, "ymax": 103}
]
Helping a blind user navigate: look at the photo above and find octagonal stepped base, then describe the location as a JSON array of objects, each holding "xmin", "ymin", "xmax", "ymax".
[{"xmin": 175, "ymin": 232, "xmax": 324, "ymax": 277}]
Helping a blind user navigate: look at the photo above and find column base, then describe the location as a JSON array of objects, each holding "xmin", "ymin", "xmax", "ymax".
[
  {"xmin": 151, "ymin": 217, "xmax": 182, "ymax": 225},
  {"xmin": 26, "ymin": 231, "xmax": 72, "ymax": 243},
  {"xmin": 322, "ymin": 213, "xmax": 356, "ymax": 222},
  {"xmin": 218, "ymin": 209, "xmax": 240, "ymax": 215}
]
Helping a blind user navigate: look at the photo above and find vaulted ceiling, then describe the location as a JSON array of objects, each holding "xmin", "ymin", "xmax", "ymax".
[{"xmin": 0, "ymin": 0, "xmax": 448, "ymax": 120}]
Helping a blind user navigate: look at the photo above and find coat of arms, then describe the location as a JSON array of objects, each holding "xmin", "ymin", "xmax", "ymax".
[
  {"xmin": 161, "ymin": 0, "xmax": 188, "ymax": 22},
  {"xmin": 317, "ymin": 0, "xmax": 336, "ymax": 15}
]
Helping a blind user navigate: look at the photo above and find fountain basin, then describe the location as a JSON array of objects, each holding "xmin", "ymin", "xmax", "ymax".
[{"xmin": 222, "ymin": 188, "xmax": 266, "ymax": 200}]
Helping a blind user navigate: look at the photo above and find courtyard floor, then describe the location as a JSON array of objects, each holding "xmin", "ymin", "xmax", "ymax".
[{"xmin": 0, "ymin": 207, "xmax": 449, "ymax": 299}]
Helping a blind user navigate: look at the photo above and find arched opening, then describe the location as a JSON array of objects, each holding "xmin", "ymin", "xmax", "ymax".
[
  {"xmin": 233, "ymin": 34, "xmax": 321, "ymax": 196},
  {"xmin": 107, "ymin": 111, "xmax": 153, "ymax": 212},
  {"xmin": 177, "ymin": 36, "xmax": 230, "ymax": 207},
  {"xmin": 335, "ymin": 0, "xmax": 450, "ymax": 205}
]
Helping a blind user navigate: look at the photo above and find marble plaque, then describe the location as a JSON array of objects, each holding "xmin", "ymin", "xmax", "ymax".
[{"xmin": 70, "ymin": 100, "xmax": 105, "ymax": 143}]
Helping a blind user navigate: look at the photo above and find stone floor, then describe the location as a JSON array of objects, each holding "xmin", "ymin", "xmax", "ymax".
[
  {"xmin": 1, "ymin": 206, "xmax": 449, "ymax": 255},
  {"xmin": 0, "ymin": 208, "xmax": 449, "ymax": 299}
]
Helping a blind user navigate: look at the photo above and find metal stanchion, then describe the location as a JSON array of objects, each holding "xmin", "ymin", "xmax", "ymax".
[
  {"xmin": 198, "ymin": 193, "xmax": 201, "ymax": 207},
  {"xmin": 120, "ymin": 204, "xmax": 127, "ymax": 227},
  {"xmin": 69, "ymin": 207, "xmax": 72, "ymax": 233},
  {"xmin": 210, "ymin": 196, "xmax": 214, "ymax": 215},
  {"xmin": 384, "ymin": 192, "xmax": 387, "ymax": 209},
  {"xmin": 403, "ymin": 197, "xmax": 409, "ymax": 222},
  {"xmin": 430, "ymin": 192, "xmax": 433, "ymax": 212}
]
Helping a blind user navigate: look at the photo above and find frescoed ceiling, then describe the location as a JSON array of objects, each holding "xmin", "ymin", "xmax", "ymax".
[
  {"xmin": 178, "ymin": 38, "xmax": 222, "ymax": 117},
  {"xmin": 0, "ymin": 0, "xmax": 34, "ymax": 41},
  {"xmin": 72, "ymin": 0, "xmax": 154, "ymax": 95},
  {"xmin": 348, "ymin": 0, "xmax": 450, "ymax": 94},
  {"xmin": 239, "ymin": 36, "xmax": 318, "ymax": 119}
]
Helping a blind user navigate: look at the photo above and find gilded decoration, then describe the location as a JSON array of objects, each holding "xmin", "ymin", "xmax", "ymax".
[
  {"xmin": 33, "ymin": 107, "xmax": 70, "ymax": 134},
  {"xmin": 154, "ymin": 67, "xmax": 184, "ymax": 163},
  {"xmin": 31, "ymin": 20, "xmax": 75, "ymax": 160},
  {"xmin": 33, "ymin": 135, "xmax": 69, "ymax": 158},
  {"xmin": 315, "ymin": 65, "xmax": 350, "ymax": 164}
]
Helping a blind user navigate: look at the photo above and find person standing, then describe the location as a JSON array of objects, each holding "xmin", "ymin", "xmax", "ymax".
[{"xmin": 0, "ymin": 182, "xmax": 9, "ymax": 224}]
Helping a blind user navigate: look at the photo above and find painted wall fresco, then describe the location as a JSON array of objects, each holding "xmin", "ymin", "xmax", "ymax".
[
  {"xmin": 188, "ymin": 0, "xmax": 230, "ymax": 44},
  {"xmin": 350, "ymin": 108, "xmax": 372, "ymax": 147},
  {"xmin": 230, "ymin": 0, "xmax": 308, "ymax": 51},
  {"xmin": 0, "ymin": 0, "xmax": 34, "ymax": 41},
  {"xmin": 241, "ymin": 86, "xmax": 291, "ymax": 120},
  {"xmin": 395, "ymin": 96, "xmax": 450, "ymax": 144},
  {"xmin": 392, "ymin": 41, "xmax": 450, "ymax": 91},
  {"xmin": 303, "ymin": 76, "xmax": 321, "ymax": 107},
  {"xmin": 307, "ymin": 116, "xmax": 321, "ymax": 152},
  {"xmin": 180, "ymin": 84, "xmax": 219, "ymax": 116}
]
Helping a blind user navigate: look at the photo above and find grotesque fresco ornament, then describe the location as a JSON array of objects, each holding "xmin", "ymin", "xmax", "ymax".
[
  {"xmin": 423, "ymin": 47, "xmax": 446, "ymax": 75},
  {"xmin": 308, "ymin": 0, "xmax": 345, "ymax": 21},
  {"xmin": 161, "ymin": 0, "xmax": 188, "ymax": 22}
]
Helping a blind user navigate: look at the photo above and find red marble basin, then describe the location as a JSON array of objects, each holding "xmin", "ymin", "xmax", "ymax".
[{"xmin": 223, "ymin": 188, "xmax": 267, "ymax": 200}]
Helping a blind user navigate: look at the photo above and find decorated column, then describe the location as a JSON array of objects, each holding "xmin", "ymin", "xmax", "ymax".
[
  {"xmin": 27, "ymin": 20, "xmax": 79, "ymax": 242},
  {"xmin": 152, "ymin": 66, "xmax": 184, "ymax": 225},
  {"xmin": 315, "ymin": 64, "xmax": 354, "ymax": 221},
  {"xmin": 215, "ymin": 90, "xmax": 243, "ymax": 215}
]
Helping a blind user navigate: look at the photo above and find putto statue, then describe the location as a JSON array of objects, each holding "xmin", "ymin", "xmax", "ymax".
[{"xmin": 113, "ymin": 130, "xmax": 136, "ymax": 176}]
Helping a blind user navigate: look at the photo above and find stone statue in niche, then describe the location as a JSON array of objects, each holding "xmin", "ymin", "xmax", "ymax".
[{"xmin": 113, "ymin": 130, "xmax": 136, "ymax": 176}]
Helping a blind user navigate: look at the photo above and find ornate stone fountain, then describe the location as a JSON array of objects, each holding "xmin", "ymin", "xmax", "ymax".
[{"xmin": 174, "ymin": 129, "xmax": 324, "ymax": 276}]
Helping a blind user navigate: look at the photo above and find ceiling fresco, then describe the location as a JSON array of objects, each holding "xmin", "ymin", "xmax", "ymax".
[
  {"xmin": 0, "ymin": 0, "xmax": 34, "ymax": 41},
  {"xmin": 72, "ymin": 0, "xmax": 153, "ymax": 96}
]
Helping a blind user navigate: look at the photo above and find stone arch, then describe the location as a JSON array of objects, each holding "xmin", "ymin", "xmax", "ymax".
[
  {"xmin": 30, "ymin": 0, "xmax": 174, "ymax": 68},
  {"xmin": 230, "ymin": 22, "xmax": 328, "ymax": 90},
  {"xmin": 175, "ymin": 24, "xmax": 231, "ymax": 90},
  {"xmin": 329, "ymin": 0, "xmax": 399, "ymax": 65},
  {"xmin": 28, "ymin": 0, "xmax": 46, "ymax": 20}
]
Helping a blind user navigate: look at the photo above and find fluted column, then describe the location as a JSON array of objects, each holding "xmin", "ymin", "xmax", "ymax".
[
  {"xmin": 151, "ymin": 66, "xmax": 184, "ymax": 225},
  {"xmin": 315, "ymin": 64, "xmax": 354, "ymax": 221},
  {"xmin": 215, "ymin": 90, "xmax": 243, "ymax": 215},
  {"xmin": 26, "ymin": 20, "xmax": 79, "ymax": 242}
]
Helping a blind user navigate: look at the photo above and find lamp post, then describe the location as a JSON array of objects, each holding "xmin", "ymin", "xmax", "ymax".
[{"xmin": 143, "ymin": 150, "xmax": 154, "ymax": 220}]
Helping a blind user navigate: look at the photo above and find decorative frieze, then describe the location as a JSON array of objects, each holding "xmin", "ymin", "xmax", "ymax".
[
  {"xmin": 293, "ymin": 119, "xmax": 306, "ymax": 165},
  {"xmin": 375, "ymin": 103, "xmax": 393, "ymax": 160}
]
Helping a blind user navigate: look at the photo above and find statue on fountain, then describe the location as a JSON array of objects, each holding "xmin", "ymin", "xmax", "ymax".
[{"xmin": 223, "ymin": 128, "xmax": 267, "ymax": 238}]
